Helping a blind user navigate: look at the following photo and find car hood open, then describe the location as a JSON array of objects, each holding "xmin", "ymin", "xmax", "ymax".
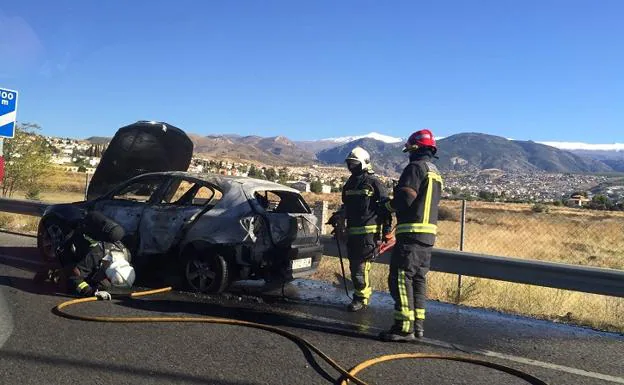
[{"xmin": 86, "ymin": 121, "xmax": 194, "ymax": 200}]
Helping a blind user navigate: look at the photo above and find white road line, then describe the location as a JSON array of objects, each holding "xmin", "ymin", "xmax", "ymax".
[{"xmin": 422, "ymin": 338, "xmax": 624, "ymax": 384}]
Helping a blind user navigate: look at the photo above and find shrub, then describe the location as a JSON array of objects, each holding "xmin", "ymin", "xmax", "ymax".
[
  {"xmin": 310, "ymin": 180, "xmax": 323, "ymax": 194},
  {"xmin": 531, "ymin": 203, "xmax": 550, "ymax": 213},
  {"xmin": 25, "ymin": 186, "xmax": 41, "ymax": 201},
  {"xmin": 438, "ymin": 206, "xmax": 460, "ymax": 222},
  {"xmin": 445, "ymin": 278, "xmax": 480, "ymax": 304}
]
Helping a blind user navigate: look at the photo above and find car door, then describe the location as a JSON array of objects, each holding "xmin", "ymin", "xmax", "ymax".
[
  {"xmin": 92, "ymin": 174, "xmax": 170, "ymax": 253},
  {"xmin": 137, "ymin": 177, "xmax": 222, "ymax": 255}
]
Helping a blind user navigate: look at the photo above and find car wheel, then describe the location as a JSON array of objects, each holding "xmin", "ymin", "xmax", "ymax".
[
  {"xmin": 37, "ymin": 217, "xmax": 68, "ymax": 264},
  {"xmin": 184, "ymin": 253, "xmax": 230, "ymax": 294}
]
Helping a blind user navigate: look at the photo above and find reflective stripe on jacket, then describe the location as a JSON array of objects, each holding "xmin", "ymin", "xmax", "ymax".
[{"xmin": 394, "ymin": 159, "xmax": 443, "ymax": 245}]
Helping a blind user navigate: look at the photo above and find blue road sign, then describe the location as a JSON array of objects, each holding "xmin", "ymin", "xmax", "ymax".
[{"xmin": 0, "ymin": 88, "xmax": 18, "ymax": 138}]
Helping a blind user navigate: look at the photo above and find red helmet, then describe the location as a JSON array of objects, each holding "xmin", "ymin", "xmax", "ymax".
[{"xmin": 403, "ymin": 129, "xmax": 437, "ymax": 153}]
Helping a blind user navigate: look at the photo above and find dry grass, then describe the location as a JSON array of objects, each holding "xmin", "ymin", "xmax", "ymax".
[
  {"xmin": 40, "ymin": 169, "xmax": 89, "ymax": 194},
  {"xmin": 0, "ymin": 213, "xmax": 40, "ymax": 234}
]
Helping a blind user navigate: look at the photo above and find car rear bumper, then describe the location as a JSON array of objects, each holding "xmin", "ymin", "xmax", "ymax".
[{"xmin": 284, "ymin": 244, "xmax": 323, "ymax": 279}]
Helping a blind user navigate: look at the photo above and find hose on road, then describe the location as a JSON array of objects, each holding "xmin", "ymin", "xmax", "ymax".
[{"xmin": 52, "ymin": 287, "xmax": 549, "ymax": 385}]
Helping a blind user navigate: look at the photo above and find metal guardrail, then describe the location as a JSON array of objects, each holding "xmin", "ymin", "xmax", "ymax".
[
  {"xmin": 0, "ymin": 198, "xmax": 49, "ymax": 217},
  {"xmin": 0, "ymin": 198, "xmax": 622, "ymax": 298},
  {"xmin": 321, "ymin": 236, "xmax": 624, "ymax": 298}
]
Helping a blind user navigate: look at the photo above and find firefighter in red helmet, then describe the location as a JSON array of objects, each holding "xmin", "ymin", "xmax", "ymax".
[{"xmin": 379, "ymin": 129, "xmax": 443, "ymax": 341}]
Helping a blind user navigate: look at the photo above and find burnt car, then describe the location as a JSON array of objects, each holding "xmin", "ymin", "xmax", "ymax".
[{"xmin": 37, "ymin": 121, "xmax": 322, "ymax": 292}]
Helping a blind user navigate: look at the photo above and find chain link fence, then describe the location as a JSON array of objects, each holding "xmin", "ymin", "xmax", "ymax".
[{"xmin": 437, "ymin": 200, "xmax": 624, "ymax": 271}]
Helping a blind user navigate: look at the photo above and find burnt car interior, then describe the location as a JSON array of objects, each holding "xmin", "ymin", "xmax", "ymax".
[
  {"xmin": 161, "ymin": 179, "xmax": 223, "ymax": 208},
  {"xmin": 253, "ymin": 190, "xmax": 311, "ymax": 214},
  {"xmin": 112, "ymin": 177, "xmax": 164, "ymax": 203}
]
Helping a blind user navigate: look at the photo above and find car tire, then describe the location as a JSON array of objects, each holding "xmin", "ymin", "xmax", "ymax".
[
  {"xmin": 183, "ymin": 252, "xmax": 230, "ymax": 294},
  {"xmin": 37, "ymin": 217, "xmax": 69, "ymax": 264}
]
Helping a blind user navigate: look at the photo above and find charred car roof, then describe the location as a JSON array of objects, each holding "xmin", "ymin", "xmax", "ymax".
[{"xmin": 126, "ymin": 171, "xmax": 303, "ymax": 194}]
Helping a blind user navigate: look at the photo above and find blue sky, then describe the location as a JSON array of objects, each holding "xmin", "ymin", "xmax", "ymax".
[{"xmin": 1, "ymin": 0, "xmax": 623, "ymax": 142}]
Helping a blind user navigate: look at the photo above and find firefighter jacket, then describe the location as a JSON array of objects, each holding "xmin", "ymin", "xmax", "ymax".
[
  {"xmin": 341, "ymin": 171, "xmax": 390, "ymax": 237},
  {"xmin": 385, "ymin": 155, "xmax": 443, "ymax": 246}
]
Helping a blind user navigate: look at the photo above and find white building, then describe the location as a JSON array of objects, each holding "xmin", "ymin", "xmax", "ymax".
[
  {"xmin": 51, "ymin": 155, "xmax": 73, "ymax": 165},
  {"xmin": 321, "ymin": 185, "xmax": 332, "ymax": 194},
  {"xmin": 290, "ymin": 181, "xmax": 311, "ymax": 193}
]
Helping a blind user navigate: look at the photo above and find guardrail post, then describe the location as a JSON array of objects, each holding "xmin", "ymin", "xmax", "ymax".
[{"xmin": 456, "ymin": 199, "xmax": 467, "ymax": 304}]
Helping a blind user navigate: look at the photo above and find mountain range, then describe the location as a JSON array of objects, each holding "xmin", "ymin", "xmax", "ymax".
[{"xmin": 86, "ymin": 131, "xmax": 624, "ymax": 175}]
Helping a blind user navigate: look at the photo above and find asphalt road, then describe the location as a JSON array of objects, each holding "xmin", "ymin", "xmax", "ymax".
[{"xmin": 1, "ymin": 232, "xmax": 623, "ymax": 385}]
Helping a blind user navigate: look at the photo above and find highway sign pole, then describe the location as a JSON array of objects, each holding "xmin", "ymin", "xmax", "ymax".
[
  {"xmin": 0, "ymin": 138, "xmax": 3, "ymax": 183},
  {"xmin": 0, "ymin": 88, "xmax": 18, "ymax": 184}
]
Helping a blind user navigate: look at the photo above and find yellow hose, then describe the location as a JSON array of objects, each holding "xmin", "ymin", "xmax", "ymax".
[
  {"xmin": 52, "ymin": 287, "xmax": 548, "ymax": 385},
  {"xmin": 340, "ymin": 353, "xmax": 548, "ymax": 385}
]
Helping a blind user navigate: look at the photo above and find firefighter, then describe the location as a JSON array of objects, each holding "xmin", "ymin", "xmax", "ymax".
[
  {"xmin": 340, "ymin": 146, "xmax": 392, "ymax": 312},
  {"xmin": 66, "ymin": 211, "xmax": 135, "ymax": 299},
  {"xmin": 379, "ymin": 129, "xmax": 443, "ymax": 341}
]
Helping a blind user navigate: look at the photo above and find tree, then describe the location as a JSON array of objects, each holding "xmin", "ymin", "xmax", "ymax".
[
  {"xmin": 478, "ymin": 190, "xmax": 496, "ymax": 201},
  {"xmin": 2, "ymin": 123, "xmax": 53, "ymax": 198},
  {"xmin": 265, "ymin": 167, "xmax": 278, "ymax": 181},
  {"xmin": 247, "ymin": 165, "xmax": 265, "ymax": 180},
  {"xmin": 590, "ymin": 194, "xmax": 611, "ymax": 210},
  {"xmin": 278, "ymin": 167, "xmax": 290, "ymax": 185},
  {"xmin": 310, "ymin": 180, "xmax": 323, "ymax": 193}
]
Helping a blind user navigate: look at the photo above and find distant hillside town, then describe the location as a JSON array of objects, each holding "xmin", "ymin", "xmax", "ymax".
[{"xmin": 42, "ymin": 133, "xmax": 624, "ymax": 208}]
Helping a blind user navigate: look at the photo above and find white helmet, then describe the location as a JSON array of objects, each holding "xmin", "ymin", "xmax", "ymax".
[
  {"xmin": 345, "ymin": 146, "xmax": 372, "ymax": 172},
  {"xmin": 105, "ymin": 259, "xmax": 136, "ymax": 288},
  {"xmin": 103, "ymin": 243, "xmax": 135, "ymax": 288}
]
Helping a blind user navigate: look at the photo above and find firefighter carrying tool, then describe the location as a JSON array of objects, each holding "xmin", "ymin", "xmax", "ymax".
[
  {"xmin": 332, "ymin": 146, "xmax": 392, "ymax": 312},
  {"xmin": 378, "ymin": 129, "xmax": 443, "ymax": 342}
]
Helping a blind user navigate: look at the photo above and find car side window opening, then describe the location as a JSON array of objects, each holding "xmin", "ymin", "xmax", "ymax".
[
  {"xmin": 254, "ymin": 190, "xmax": 310, "ymax": 214},
  {"xmin": 112, "ymin": 177, "xmax": 163, "ymax": 203},
  {"xmin": 162, "ymin": 180, "xmax": 195, "ymax": 204},
  {"xmin": 161, "ymin": 179, "xmax": 223, "ymax": 207}
]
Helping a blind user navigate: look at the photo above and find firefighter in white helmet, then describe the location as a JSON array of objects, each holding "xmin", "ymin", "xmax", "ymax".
[
  {"xmin": 336, "ymin": 146, "xmax": 392, "ymax": 311},
  {"xmin": 65, "ymin": 211, "xmax": 135, "ymax": 299}
]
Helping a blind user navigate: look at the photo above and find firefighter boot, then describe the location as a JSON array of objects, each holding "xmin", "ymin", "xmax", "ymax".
[
  {"xmin": 414, "ymin": 319, "xmax": 425, "ymax": 338},
  {"xmin": 347, "ymin": 298, "xmax": 367, "ymax": 312},
  {"xmin": 378, "ymin": 321, "xmax": 416, "ymax": 342}
]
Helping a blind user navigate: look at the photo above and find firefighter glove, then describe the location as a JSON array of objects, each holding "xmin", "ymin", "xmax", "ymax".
[
  {"xmin": 95, "ymin": 290, "xmax": 112, "ymax": 301},
  {"xmin": 382, "ymin": 225, "xmax": 394, "ymax": 243}
]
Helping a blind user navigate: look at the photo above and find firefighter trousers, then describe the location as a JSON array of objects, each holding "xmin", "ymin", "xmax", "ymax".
[
  {"xmin": 388, "ymin": 240, "xmax": 432, "ymax": 333},
  {"xmin": 347, "ymin": 233, "xmax": 377, "ymax": 305}
]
